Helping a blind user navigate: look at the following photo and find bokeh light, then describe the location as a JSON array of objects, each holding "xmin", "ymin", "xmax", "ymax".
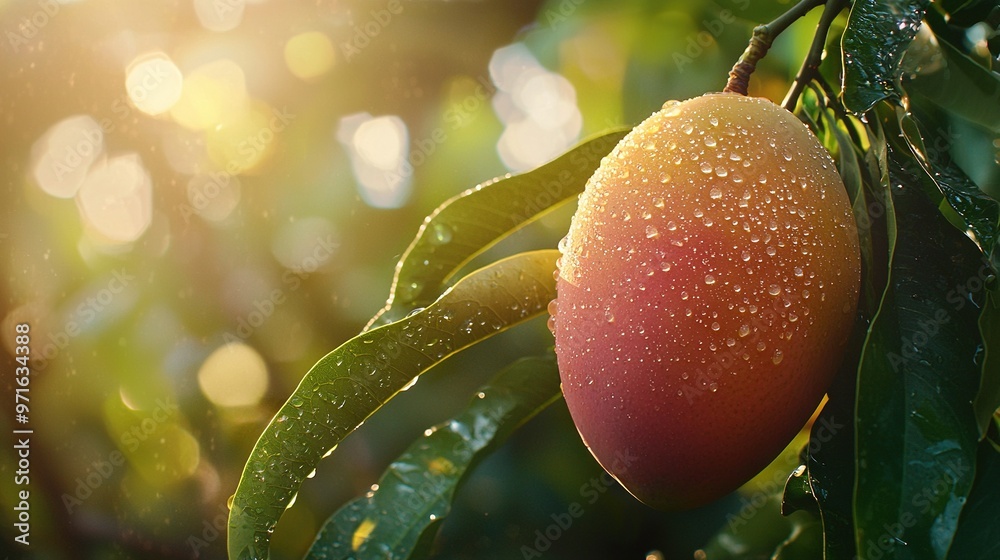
[
  {"xmin": 125, "ymin": 52, "xmax": 184, "ymax": 116},
  {"xmin": 197, "ymin": 342, "xmax": 270, "ymax": 408},
  {"xmin": 75, "ymin": 153, "xmax": 154, "ymax": 244},
  {"xmin": 170, "ymin": 59, "xmax": 250, "ymax": 131},
  {"xmin": 284, "ymin": 31, "xmax": 335, "ymax": 81},
  {"xmin": 337, "ymin": 113, "xmax": 412, "ymax": 209},
  {"xmin": 488, "ymin": 43, "xmax": 582, "ymax": 172},
  {"xmin": 30, "ymin": 114, "xmax": 104, "ymax": 198}
]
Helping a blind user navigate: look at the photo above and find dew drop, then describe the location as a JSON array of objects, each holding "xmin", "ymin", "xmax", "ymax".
[
  {"xmin": 766, "ymin": 246, "xmax": 777, "ymax": 256},
  {"xmin": 729, "ymin": 152, "xmax": 742, "ymax": 161},
  {"xmin": 772, "ymin": 350, "xmax": 784, "ymax": 365},
  {"xmin": 709, "ymin": 187, "xmax": 722, "ymax": 199},
  {"xmin": 709, "ymin": 117, "xmax": 719, "ymax": 126},
  {"xmin": 726, "ymin": 338, "xmax": 736, "ymax": 347},
  {"xmin": 704, "ymin": 136, "xmax": 717, "ymax": 147},
  {"xmin": 704, "ymin": 274, "xmax": 716, "ymax": 285},
  {"xmin": 739, "ymin": 324, "xmax": 751, "ymax": 337},
  {"xmin": 653, "ymin": 196, "xmax": 665, "ymax": 208},
  {"xmin": 682, "ymin": 123, "xmax": 694, "ymax": 135},
  {"xmin": 741, "ymin": 251, "xmax": 751, "ymax": 262},
  {"xmin": 700, "ymin": 161, "xmax": 713, "ymax": 174},
  {"xmin": 793, "ymin": 267, "xmax": 804, "ymax": 277},
  {"xmin": 659, "ymin": 172, "xmax": 671, "ymax": 184},
  {"xmin": 604, "ymin": 307, "xmax": 615, "ymax": 323},
  {"xmin": 710, "ymin": 322, "xmax": 720, "ymax": 331},
  {"xmin": 660, "ymin": 261, "xmax": 671, "ymax": 272},
  {"xmin": 662, "ymin": 100, "xmax": 682, "ymax": 115},
  {"xmin": 646, "ymin": 225, "xmax": 659, "ymax": 239},
  {"xmin": 715, "ymin": 167, "xmax": 728, "ymax": 178},
  {"xmin": 768, "ymin": 284, "xmax": 781, "ymax": 296},
  {"xmin": 709, "ymin": 382, "xmax": 719, "ymax": 392},
  {"xmin": 680, "ymin": 291, "xmax": 689, "ymax": 300},
  {"xmin": 666, "ymin": 220, "xmax": 677, "ymax": 231},
  {"xmin": 783, "ymin": 151, "xmax": 793, "ymax": 161}
]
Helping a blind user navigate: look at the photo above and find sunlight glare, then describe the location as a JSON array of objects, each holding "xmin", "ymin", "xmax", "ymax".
[
  {"xmin": 125, "ymin": 52, "xmax": 184, "ymax": 116},
  {"xmin": 31, "ymin": 114, "xmax": 104, "ymax": 198},
  {"xmin": 284, "ymin": 31, "xmax": 335, "ymax": 81},
  {"xmin": 198, "ymin": 342, "xmax": 269, "ymax": 408},
  {"xmin": 337, "ymin": 113, "xmax": 412, "ymax": 209},
  {"xmin": 75, "ymin": 153, "xmax": 153, "ymax": 244}
]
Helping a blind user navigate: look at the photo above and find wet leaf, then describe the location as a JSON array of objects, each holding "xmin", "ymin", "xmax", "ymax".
[
  {"xmin": 841, "ymin": 0, "xmax": 930, "ymax": 112},
  {"xmin": 853, "ymin": 143, "xmax": 983, "ymax": 560},
  {"xmin": 304, "ymin": 354, "xmax": 561, "ymax": 560},
  {"xmin": 904, "ymin": 34, "xmax": 1000, "ymax": 134},
  {"xmin": 896, "ymin": 109, "xmax": 1000, "ymax": 262},
  {"xmin": 227, "ymin": 250, "xmax": 559, "ymax": 560},
  {"xmin": 367, "ymin": 130, "xmax": 627, "ymax": 329}
]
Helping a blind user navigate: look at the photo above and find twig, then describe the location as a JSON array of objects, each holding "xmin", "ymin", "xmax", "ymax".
[
  {"xmin": 724, "ymin": 0, "xmax": 826, "ymax": 95},
  {"xmin": 782, "ymin": 0, "xmax": 850, "ymax": 111}
]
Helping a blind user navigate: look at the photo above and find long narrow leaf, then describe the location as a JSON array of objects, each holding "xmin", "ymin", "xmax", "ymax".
[
  {"xmin": 227, "ymin": 250, "xmax": 559, "ymax": 560},
  {"xmin": 368, "ymin": 130, "xmax": 627, "ymax": 329},
  {"xmin": 897, "ymin": 110, "xmax": 1000, "ymax": 260},
  {"xmin": 853, "ymin": 143, "xmax": 983, "ymax": 560},
  {"xmin": 305, "ymin": 354, "xmax": 561, "ymax": 560}
]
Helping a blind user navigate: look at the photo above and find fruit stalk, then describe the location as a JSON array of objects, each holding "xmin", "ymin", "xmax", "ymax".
[
  {"xmin": 782, "ymin": 0, "xmax": 851, "ymax": 111},
  {"xmin": 724, "ymin": 0, "xmax": 826, "ymax": 95}
]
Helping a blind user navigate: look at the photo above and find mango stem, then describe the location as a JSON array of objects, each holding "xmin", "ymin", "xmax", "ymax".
[
  {"xmin": 723, "ymin": 0, "xmax": 826, "ymax": 96},
  {"xmin": 782, "ymin": 0, "xmax": 851, "ymax": 111}
]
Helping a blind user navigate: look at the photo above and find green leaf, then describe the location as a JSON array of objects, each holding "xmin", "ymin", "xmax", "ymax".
[
  {"xmin": 896, "ymin": 110, "xmax": 1000, "ymax": 261},
  {"xmin": 946, "ymin": 439, "xmax": 1000, "ymax": 559},
  {"xmin": 227, "ymin": 250, "xmax": 559, "ymax": 560},
  {"xmin": 304, "ymin": 354, "xmax": 561, "ymax": 560},
  {"xmin": 904, "ymin": 33, "xmax": 1000, "ymax": 133},
  {"xmin": 853, "ymin": 143, "xmax": 983, "ymax": 560},
  {"xmin": 841, "ymin": 0, "xmax": 930, "ymax": 112},
  {"xmin": 367, "ymin": 130, "xmax": 627, "ymax": 329}
]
